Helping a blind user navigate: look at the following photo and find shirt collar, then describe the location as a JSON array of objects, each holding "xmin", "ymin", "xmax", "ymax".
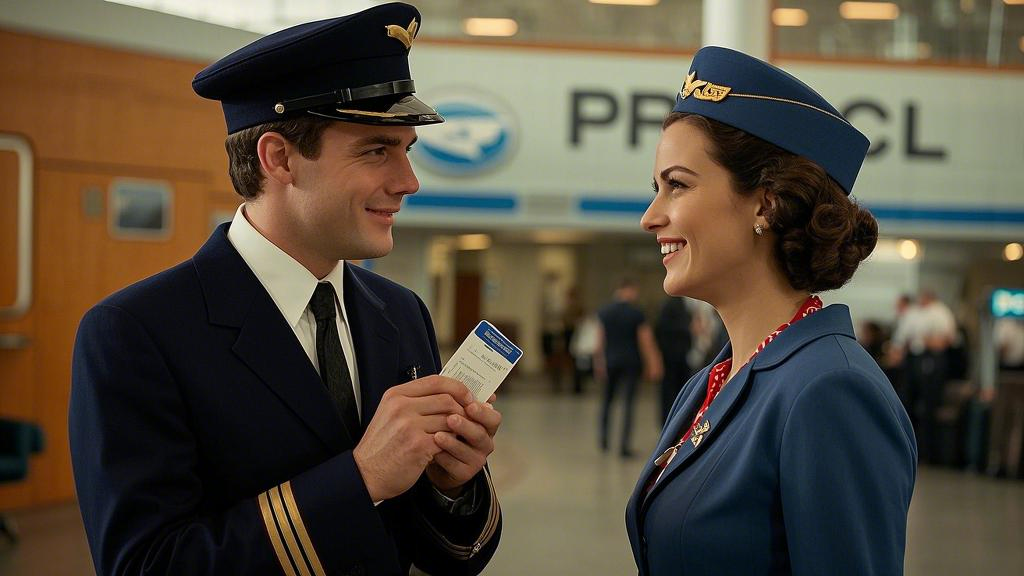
[{"xmin": 226, "ymin": 204, "xmax": 345, "ymax": 328}]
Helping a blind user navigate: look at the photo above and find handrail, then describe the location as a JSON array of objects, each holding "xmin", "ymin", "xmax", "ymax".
[{"xmin": 0, "ymin": 134, "xmax": 33, "ymax": 319}]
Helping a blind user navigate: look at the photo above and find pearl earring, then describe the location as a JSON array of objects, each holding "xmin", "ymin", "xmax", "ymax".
[{"xmin": 754, "ymin": 223, "xmax": 765, "ymax": 236}]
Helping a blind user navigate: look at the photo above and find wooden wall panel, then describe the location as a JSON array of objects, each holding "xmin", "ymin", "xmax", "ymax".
[
  {"xmin": 0, "ymin": 30, "xmax": 233, "ymax": 195},
  {"xmin": 0, "ymin": 28, "xmax": 237, "ymax": 508},
  {"xmin": 0, "ymin": 150, "xmax": 18, "ymax": 308},
  {"xmin": 0, "ymin": 140, "xmax": 36, "ymax": 510}
]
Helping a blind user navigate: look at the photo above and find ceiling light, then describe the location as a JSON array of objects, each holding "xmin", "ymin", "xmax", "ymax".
[
  {"xmin": 589, "ymin": 0, "xmax": 661, "ymax": 6},
  {"xmin": 839, "ymin": 2, "xmax": 900, "ymax": 20},
  {"xmin": 1004, "ymin": 242, "xmax": 1024, "ymax": 261},
  {"xmin": 462, "ymin": 18, "xmax": 518, "ymax": 37},
  {"xmin": 898, "ymin": 239, "xmax": 920, "ymax": 260},
  {"xmin": 457, "ymin": 234, "xmax": 492, "ymax": 250},
  {"xmin": 773, "ymin": 8, "xmax": 809, "ymax": 27}
]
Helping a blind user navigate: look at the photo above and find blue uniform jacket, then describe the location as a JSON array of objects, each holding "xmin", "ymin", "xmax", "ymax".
[
  {"xmin": 69, "ymin": 225, "xmax": 500, "ymax": 576},
  {"xmin": 625, "ymin": 305, "xmax": 916, "ymax": 575}
]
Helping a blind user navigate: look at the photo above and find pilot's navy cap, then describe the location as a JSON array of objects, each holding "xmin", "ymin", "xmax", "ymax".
[
  {"xmin": 672, "ymin": 46, "xmax": 869, "ymax": 194},
  {"xmin": 192, "ymin": 2, "xmax": 442, "ymax": 134}
]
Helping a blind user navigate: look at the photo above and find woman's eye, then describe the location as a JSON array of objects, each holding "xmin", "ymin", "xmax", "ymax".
[{"xmin": 667, "ymin": 179, "xmax": 689, "ymax": 191}]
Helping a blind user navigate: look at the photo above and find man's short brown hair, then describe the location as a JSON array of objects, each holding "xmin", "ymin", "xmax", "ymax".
[{"xmin": 224, "ymin": 115, "xmax": 335, "ymax": 199}]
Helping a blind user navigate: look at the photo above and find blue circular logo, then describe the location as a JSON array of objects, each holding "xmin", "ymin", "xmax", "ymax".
[{"xmin": 413, "ymin": 90, "xmax": 518, "ymax": 177}]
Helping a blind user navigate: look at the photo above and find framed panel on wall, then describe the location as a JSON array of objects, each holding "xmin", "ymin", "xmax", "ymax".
[{"xmin": 108, "ymin": 178, "xmax": 173, "ymax": 240}]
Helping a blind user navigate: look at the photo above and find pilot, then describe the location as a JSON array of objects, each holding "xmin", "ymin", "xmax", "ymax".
[{"xmin": 70, "ymin": 3, "xmax": 502, "ymax": 575}]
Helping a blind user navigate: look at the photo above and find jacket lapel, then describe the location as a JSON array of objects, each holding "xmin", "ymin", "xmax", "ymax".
[
  {"xmin": 343, "ymin": 263, "xmax": 398, "ymax": 427},
  {"xmin": 636, "ymin": 304, "xmax": 856, "ymax": 514},
  {"xmin": 627, "ymin": 362, "xmax": 711, "ymax": 553},
  {"xmin": 641, "ymin": 343, "xmax": 757, "ymax": 514},
  {"xmin": 632, "ymin": 367, "xmax": 709, "ymax": 504},
  {"xmin": 193, "ymin": 225, "xmax": 351, "ymax": 452}
]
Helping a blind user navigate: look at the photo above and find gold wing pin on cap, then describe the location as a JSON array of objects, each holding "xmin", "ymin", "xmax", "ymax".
[
  {"xmin": 681, "ymin": 71, "xmax": 731, "ymax": 102},
  {"xmin": 386, "ymin": 18, "xmax": 419, "ymax": 50}
]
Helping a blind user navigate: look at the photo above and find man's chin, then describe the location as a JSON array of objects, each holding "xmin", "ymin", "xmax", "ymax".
[{"xmin": 349, "ymin": 239, "xmax": 393, "ymax": 261}]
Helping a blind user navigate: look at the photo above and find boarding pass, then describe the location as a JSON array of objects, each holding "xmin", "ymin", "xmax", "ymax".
[{"xmin": 441, "ymin": 320, "xmax": 523, "ymax": 402}]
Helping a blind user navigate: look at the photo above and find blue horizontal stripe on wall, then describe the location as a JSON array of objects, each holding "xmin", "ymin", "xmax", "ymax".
[
  {"xmin": 407, "ymin": 192, "xmax": 517, "ymax": 211},
  {"xmin": 577, "ymin": 196, "xmax": 1024, "ymax": 225},
  {"xmin": 865, "ymin": 205, "xmax": 1024, "ymax": 225},
  {"xmin": 578, "ymin": 198, "xmax": 650, "ymax": 215}
]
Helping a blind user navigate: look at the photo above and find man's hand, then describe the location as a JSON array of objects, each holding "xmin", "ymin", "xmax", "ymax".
[
  {"xmin": 353, "ymin": 376, "xmax": 472, "ymax": 502},
  {"xmin": 426, "ymin": 394, "xmax": 502, "ymax": 496}
]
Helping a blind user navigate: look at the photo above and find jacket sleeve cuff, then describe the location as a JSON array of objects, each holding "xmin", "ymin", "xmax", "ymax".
[{"xmin": 258, "ymin": 451, "xmax": 402, "ymax": 576}]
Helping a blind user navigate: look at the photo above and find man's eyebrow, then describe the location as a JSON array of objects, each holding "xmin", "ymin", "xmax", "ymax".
[{"xmin": 352, "ymin": 134, "xmax": 418, "ymax": 148}]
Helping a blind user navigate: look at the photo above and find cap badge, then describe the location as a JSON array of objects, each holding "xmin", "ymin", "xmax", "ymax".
[
  {"xmin": 385, "ymin": 18, "xmax": 419, "ymax": 50},
  {"xmin": 681, "ymin": 71, "xmax": 731, "ymax": 103}
]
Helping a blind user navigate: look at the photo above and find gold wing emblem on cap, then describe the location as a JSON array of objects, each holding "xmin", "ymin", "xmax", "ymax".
[
  {"xmin": 386, "ymin": 18, "xmax": 419, "ymax": 50},
  {"xmin": 681, "ymin": 72, "xmax": 706, "ymax": 99},
  {"xmin": 680, "ymin": 71, "xmax": 731, "ymax": 102}
]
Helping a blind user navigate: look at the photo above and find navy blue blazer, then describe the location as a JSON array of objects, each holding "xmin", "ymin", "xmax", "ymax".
[
  {"xmin": 70, "ymin": 225, "xmax": 500, "ymax": 576},
  {"xmin": 625, "ymin": 305, "xmax": 916, "ymax": 575}
]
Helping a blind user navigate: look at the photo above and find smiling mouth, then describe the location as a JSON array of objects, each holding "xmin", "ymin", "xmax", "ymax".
[
  {"xmin": 660, "ymin": 241, "xmax": 686, "ymax": 255},
  {"xmin": 367, "ymin": 208, "xmax": 399, "ymax": 216}
]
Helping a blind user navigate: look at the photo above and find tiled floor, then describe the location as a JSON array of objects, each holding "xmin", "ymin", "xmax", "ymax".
[{"xmin": 2, "ymin": 382, "xmax": 1022, "ymax": 575}]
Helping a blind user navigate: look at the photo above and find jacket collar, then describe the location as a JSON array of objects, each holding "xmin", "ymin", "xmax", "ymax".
[
  {"xmin": 192, "ymin": 225, "xmax": 396, "ymax": 453},
  {"xmin": 750, "ymin": 304, "xmax": 854, "ymax": 370},
  {"xmin": 632, "ymin": 304, "xmax": 854, "ymax": 516}
]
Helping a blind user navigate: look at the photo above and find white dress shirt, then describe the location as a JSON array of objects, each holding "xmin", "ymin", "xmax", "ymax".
[{"xmin": 226, "ymin": 205, "xmax": 362, "ymax": 419}]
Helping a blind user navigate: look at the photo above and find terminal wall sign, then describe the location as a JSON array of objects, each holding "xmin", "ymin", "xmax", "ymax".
[
  {"xmin": 413, "ymin": 88, "xmax": 518, "ymax": 177},
  {"xmin": 991, "ymin": 288, "xmax": 1024, "ymax": 318}
]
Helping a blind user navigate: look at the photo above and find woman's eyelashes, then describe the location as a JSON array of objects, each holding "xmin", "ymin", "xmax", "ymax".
[{"xmin": 652, "ymin": 178, "xmax": 690, "ymax": 194}]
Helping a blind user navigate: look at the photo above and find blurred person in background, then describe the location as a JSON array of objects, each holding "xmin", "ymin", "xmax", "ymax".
[
  {"xmin": 627, "ymin": 46, "xmax": 916, "ymax": 575},
  {"xmin": 594, "ymin": 278, "xmax": 663, "ymax": 458},
  {"xmin": 654, "ymin": 296, "xmax": 696, "ymax": 425},
  {"xmin": 995, "ymin": 317, "xmax": 1024, "ymax": 372},
  {"xmin": 885, "ymin": 293, "xmax": 915, "ymax": 408},
  {"xmin": 889, "ymin": 288, "xmax": 958, "ymax": 464},
  {"xmin": 541, "ymin": 271, "xmax": 568, "ymax": 391},
  {"xmin": 857, "ymin": 319, "xmax": 887, "ymax": 366},
  {"xmin": 563, "ymin": 285, "xmax": 589, "ymax": 393}
]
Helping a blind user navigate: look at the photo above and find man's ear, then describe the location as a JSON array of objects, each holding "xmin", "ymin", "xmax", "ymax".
[{"xmin": 256, "ymin": 131, "xmax": 294, "ymax": 186}]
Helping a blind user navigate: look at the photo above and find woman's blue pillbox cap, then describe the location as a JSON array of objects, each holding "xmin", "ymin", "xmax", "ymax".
[{"xmin": 672, "ymin": 46, "xmax": 870, "ymax": 195}]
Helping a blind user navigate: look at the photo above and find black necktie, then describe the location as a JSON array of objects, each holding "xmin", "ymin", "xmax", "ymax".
[{"xmin": 309, "ymin": 282, "xmax": 361, "ymax": 443}]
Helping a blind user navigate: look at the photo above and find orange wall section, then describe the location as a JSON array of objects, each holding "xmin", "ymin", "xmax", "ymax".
[{"xmin": 0, "ymin": 28, "xmax": 240, "ymax": 509}]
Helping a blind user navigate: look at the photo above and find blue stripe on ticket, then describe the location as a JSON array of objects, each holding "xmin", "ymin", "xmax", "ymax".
[{"xmin": 475, "ymin": 321, "xmax": 523, "ymax": 363}]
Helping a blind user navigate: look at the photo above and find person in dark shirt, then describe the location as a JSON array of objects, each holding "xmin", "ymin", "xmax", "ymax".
[
  {"xmin": 595, "ymin": 278, "xmax": 662, "ymax": 458},
  {"xmin": 654, "ymin": 296, "xmax": 695, "ymax": 425}
]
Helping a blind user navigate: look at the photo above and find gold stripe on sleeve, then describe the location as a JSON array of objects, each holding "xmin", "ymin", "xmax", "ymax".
[
  {"xmin": 258, "ymin": 490, "xmax": 300, "ymax": 576},
  {"xmin": 280, "ymin": 481, "xmax": 328, "ymax": 576},
  {"xmin": 270, "ymin": 486, "xmax": 314, "ymax": 576}
]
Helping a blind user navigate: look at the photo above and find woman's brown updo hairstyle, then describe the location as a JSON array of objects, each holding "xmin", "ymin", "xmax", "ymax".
[{"xmin": 664, "ymin": 112, "xmax": 878, "ymax": 292}]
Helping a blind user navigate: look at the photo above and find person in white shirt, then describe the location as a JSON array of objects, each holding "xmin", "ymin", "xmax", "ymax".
[{"xmin": 889, "ymin": 289, "xmax": 958, "ymax": 464}]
